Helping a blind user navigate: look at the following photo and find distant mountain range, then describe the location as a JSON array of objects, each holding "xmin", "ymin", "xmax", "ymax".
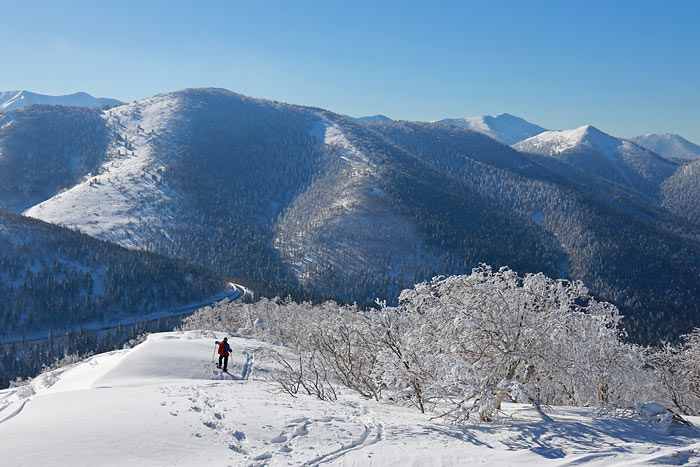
[
  {"xmin": 349, "ymin": 114, "xmax": 393, "ymax": 122},
  {"xmin": 628, "ymin": 133, "xmax": 700, "ymax": 161},
  {"xmin": 0, "ymin": 90, "xmax": 121, "ymax": 112},
  {"xmin": 435, "ymin": 113, "xmax": 700, "ymax": 163},
  {"xmin": 2, "ymin": 88, "xmax": 700, "ymax": 344}
]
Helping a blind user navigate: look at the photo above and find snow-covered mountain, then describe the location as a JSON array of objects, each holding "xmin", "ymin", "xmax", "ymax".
[
  {"xmin": 514, "ymin": 125, "xmax": 678, "ymax": 202},
  {"xmin": 436, "ymin": 113, "xmax": 547, "ymax": 145},
  {"xmin": 349, "ymin": 114, "xmax": 393, "ymax": 122},
  {"xmin": 7, "ymin": 88, "xmax": 700, "ymax": 343},
  {"xmin": 0, "ymin": 90, "xmax": 121, "ymax": 112},
  {"xmin": 2, "ymin": 330, "xmax": 698, "ymax": 467},
  {"xmin": 629, "ymin": 133, "xmax": 700, "ymax": 161}
]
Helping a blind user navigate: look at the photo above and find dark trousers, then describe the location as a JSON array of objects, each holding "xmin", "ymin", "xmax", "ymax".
[{"xmin": 218, "ymin": 354, "xmax": 229, "ymax": 371}]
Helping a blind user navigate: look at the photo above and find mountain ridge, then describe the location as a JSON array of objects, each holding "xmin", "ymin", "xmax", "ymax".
[
  {"xmin": 4, "ymin": 87, "xmax": 700, "ymax": 343},
  {"xmin": 0, "ymin": 90, "xmax": 122, "ymax": 112}
]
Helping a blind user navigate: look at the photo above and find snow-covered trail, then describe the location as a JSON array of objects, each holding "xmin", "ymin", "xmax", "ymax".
[{"xmin": 1, "ymin": 331, "xmax": 699, "ymax": 466}]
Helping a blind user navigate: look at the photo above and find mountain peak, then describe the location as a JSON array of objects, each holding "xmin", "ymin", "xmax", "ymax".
[
  {"xmin": 516, "ymin": 125, "xmax": 618, "ymax": 154},
  {"xmin": 436, "ymin": 113, "xmax": 547, "ymax": 145}
]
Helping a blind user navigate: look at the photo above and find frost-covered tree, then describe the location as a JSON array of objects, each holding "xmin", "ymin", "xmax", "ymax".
[
  {"xmin": 649, "ymin": 328, "xmax": 700, "ymax": 415},
  {"xmin": 394, "ymin": 266, "xmax": 635, "ymax": 421}
]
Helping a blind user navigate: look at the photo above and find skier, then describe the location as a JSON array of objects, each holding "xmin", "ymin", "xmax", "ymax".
[{"xmin": 215, "ymin": 337, "xmax": 231, "ymax": 372}]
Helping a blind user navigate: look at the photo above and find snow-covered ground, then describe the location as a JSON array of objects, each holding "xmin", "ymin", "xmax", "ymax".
[{"xmin": 1, "ymin": 331, "xmax": 698, "ymax": 466}]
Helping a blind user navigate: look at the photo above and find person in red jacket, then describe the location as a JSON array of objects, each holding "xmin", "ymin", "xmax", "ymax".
[{"xmin": 215, "ymin": 337, "xmax": 232, "ymax": 372}]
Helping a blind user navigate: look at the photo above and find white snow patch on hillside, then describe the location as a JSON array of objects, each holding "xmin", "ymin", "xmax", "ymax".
[
  {"xmin": 1, "ymin": 331, "xmax": 699, "ymax": 466},
  {"xmin": 24, "ymin": 94, "xmax": 180, "ymax": 250}
]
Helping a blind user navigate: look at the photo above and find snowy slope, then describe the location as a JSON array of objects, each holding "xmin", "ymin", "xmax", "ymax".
[
  {"xmin": 436, "ymin": 113, "xmax": 547, "ymax": 145},
  {"xmin": 514, "ymin": 125, "xmax": 678, "ymax": 201},
  {"xmin": 1, "ymin": 330, "xmax": 698, "ymax": 467},
  {"xmin": 0, "ymin": 90, "xmax": 121, "ymax": 111},
  {"xmin": 629, "ymin": 133, "xmax": 700, "ymax": 161},
  {"xmin": 24, "ymin": 93, "xmax": 180, "ymax": 249}
]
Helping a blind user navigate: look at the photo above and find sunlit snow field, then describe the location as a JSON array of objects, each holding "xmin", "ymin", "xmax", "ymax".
[{"xmin": 1, "ymin": 331, "xmax": 699, "ymax": 466}]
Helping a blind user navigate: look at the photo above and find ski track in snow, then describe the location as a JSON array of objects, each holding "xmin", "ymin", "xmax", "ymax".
[{"xmin": 0, "ymin": 398, "xmax": 29, "ymax": 425}]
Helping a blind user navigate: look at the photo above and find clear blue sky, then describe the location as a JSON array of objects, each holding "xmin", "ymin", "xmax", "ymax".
[{"xmin": 1, "ymin": 0, "xmax": 699, "ymax": 142}]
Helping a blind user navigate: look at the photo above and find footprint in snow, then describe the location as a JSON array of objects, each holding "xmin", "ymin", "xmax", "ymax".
[
  {"xmin": 295, "ymin": 424, "xmax": 309, "ymax": 436},
  {"xmin": 271, "ymin": 435, "xmax": 287, "ymax": 443},
  {"xmin": 279, "ymin": 445, "xmax": 293, "ymax": 453}
]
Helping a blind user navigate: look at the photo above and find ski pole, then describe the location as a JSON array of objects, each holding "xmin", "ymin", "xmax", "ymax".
[{"xmin": 212, "ymin": 342, "xmax": 217, "ymax": 363}]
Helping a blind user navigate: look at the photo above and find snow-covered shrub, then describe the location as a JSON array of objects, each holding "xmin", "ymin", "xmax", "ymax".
[
  {"xmin": 123, "ymin": 332, "xmax": 149, "ymax": 349},
  {"xmin": 9, "ymin": 377, "xmax": 35, "ymax": 398},
  {"xmin": 394, "ymin": 265, "xmax": 646, "ymax": 421},
  {"xmin": 41, "ymin": 371, "xmax": 59, "ymax": 388},
  {"xmin": 598, "ymin": 403, "xmax": 697, "ymax": 434},
  {"xmin": 648, "ymin": 328, "xmax": 700, "ymax": 415},
  {"xmin": 266, "ymin": 349, "xmax": 337, "ymax": 401},
  {"xmin": 182, "ymin": 265, "xmax": 655, "ymax": 423}
]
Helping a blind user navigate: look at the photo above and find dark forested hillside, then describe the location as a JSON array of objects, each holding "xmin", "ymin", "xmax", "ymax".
[
  {"xmin": 0, "ymin": 106, "xmax": 110, "ymax": 212},
  {"xmin": 0, "ymin": 209, "xmax": 230, "ymax": 340},
  {"xmin": 661, "ymin": 159, "xmax": 700, "ymax": 225},
  {"xmin": 0, "ymin": 209, "xmax": 232, "ymax": 386}
]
